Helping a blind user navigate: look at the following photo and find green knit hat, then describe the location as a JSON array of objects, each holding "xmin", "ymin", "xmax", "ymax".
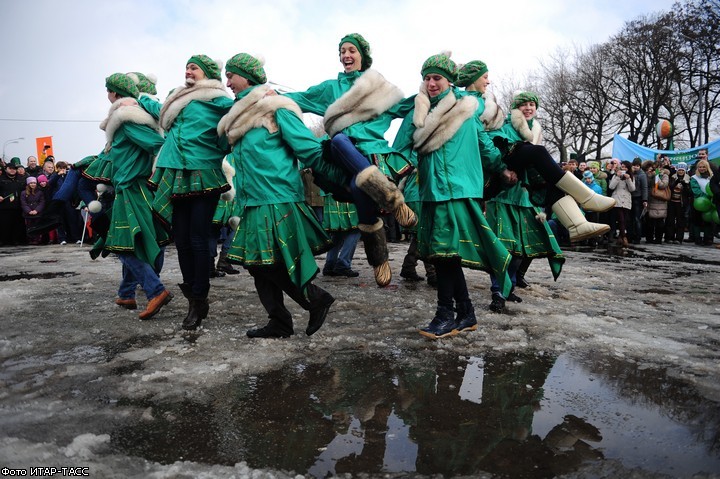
[
  {"xmin": 128, "ymin": 72, "xmax": 157, "ymax": 95},
  {"xmin": 187, "ymin": 54, "xmax": 222, "ymax": 80},
  {"xmin": 456, "ymin": 60, "xmax": 488, "ymax": 88},
  {"xmin": 339, "ymin": 33, "xmax": 373, "ymax": 71},
  {"xmin": 226, "ymin": 53, "xmax": 267, "ymax": 85},
  {"xmin": 511, "ymin": 91, "xmax": 540, "ymax": 110},
  {"xmin": 105, "ymin": 73, "xmax": 140, "ymax": 99},
  {"xmin": 421, "ymin": 52, "xmax": 457, "ymax": 83}
]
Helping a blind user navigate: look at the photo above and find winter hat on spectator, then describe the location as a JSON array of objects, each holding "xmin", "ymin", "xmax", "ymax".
[
  {"xmin": 26, "ymin": 176, "xmax": 37, "ymax": 185},
  {"xmin": 676, "ymin": 162, "xmax": 688, "ymax": 172},
  {"xmin": 588, "ymin": 161, "xmax": 601, "ymax": 169},
  {"xmin": 187, "ymin": 55, "xmax": 222, "ymax": 80},
  {"xmin": 226, "ymin": 53, "xmax": 267, "ymax": 85},
  {"xmin": 37, "ymin": 174, "xmax": 48, "ymax": 183},
  {"xmin": 583, "ymin": 170, "xmax": 594, "ymax": 180},
  {"xmin": 8, "ymin": 157, "xmax": 22, "ymax": 168}
]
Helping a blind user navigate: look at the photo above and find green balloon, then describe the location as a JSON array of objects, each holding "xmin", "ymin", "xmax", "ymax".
[
  {"xmin": 713, "ymin": 209, "xmax": 720, "ymax": 225},
  {"xmin": 694, "ymin": 196, "xmax": 712, "ymax": 212},
  {"xmin": 702, "ymin": 210, "xmax": 713, "ymax": 222},
  {"xmin": 706, "ymin": 183, "xmax": 714, "ymax": 197}
]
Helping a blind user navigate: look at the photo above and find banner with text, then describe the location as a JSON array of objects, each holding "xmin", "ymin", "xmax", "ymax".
[{"xmin": 612, "ymin": 134, "xmax": 720, "ymax": 166}]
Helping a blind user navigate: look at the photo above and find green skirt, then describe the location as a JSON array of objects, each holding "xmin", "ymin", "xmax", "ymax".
[
  {"xmin": 149, "ymin": 167, "xmax": 230, "ymax": 228},
  {"xmin": 101, "ymin": 182, "xmax": 170, "ymax": 266},
  {"xmin": 485, "ymin": 201, "xmax": 564, "ymax": 281},
  {"xmin": 323, "ymin": 197, "xmax": 358, "ymax": 232},
  {"xmin": 228, "ymin": 202, "xmax": 332, "ymax": 291},
  {"xmin": 212, "ymin": 196, "xmax": 236, "ymax": 226},
  {"xmin": 81, "ymin": 155, "xmax": 113, "ymax": 184},
  {"xmin": 418, "ymin": 198, "xmax": 512, "ymax": 295},
  {"xmin": 371, "ymin": 152, "xmax": 413, "ymax": 182}
]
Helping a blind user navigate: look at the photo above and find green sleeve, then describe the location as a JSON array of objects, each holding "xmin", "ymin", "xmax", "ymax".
[
  {"xmin": 477, "ymin": 125, "xmax": 504, "ymax": 174},
  {"xmin": 283, "ymin": 82, "xmax": 334, "ymax": 116},
  {"xmin": 137, "ymin": 96, "xmax": 161, "ymax": 120},
  {"xmin": 276, "ymin": 108, "xmax": 323, "ymax": 164},
  {"xmin": 125, "ymin": 123, "xmax": 165, "ymax": 155},
  {"xmin": 391, "ymin": 114, "xmax": 417, "ymax": 166},
  {"xmin": 387, "ymin": 95, "xmax": 417, "ymax": 119}
]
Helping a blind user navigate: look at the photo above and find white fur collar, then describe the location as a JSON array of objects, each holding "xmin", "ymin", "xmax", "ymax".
[
  {"xmin": 323, "ymin": 69, "xmax": 404, "ymax": 136},
  {"xmin": 510, "ymin": 109, "xmax": 542, "ymax": 144},
  {"xmin": 480, "ymin": 91, "xmax": 505, "ymax": 131},
  {"xmin": 159, "ymin": 79, "xmax": 230, "ymax": 131},
  {"xmin": 100, "ymin": 101, "xmax": 160, "ymax": 152},
  {"xmin": 412, "ymin": 86, "xmax": 478, "ymax": 155},
  {"xmin": 217, "ymin": 85, "xmax": 303, "ymax": 146}
]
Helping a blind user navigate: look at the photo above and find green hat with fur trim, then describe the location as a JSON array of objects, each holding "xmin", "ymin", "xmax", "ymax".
[
  {"xmin": 511, "ymin": 91, "xmax": 540, "ymax": 110},
  {"xmin": 456, "ymin": 60, "xmax": 488, "ymax": 88},
  {"xmin": 128, "ymin": 72, "xmax": 158, "ymax": 95},
  {"xmin": 187, "ymin": 54, "xmax": 222, "ymax": 80},
  {"xmin": 339, "ymin": 33, "xmax": 373, "ymax": 71},
  {"xmin": 226, "ymin": 53, "xmax": 267, "ymax": 85},
  {"xmin": 105, "ymin": 73, "xmax": 140, "ymax": 99},
  {"xmin": 421, "ymin": 52, "xmax": 457, "ymax": 83}
]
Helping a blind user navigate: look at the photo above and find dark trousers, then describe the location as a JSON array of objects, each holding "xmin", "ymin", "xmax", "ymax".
[
  {"xmin": 665, "ymin": 202, "xmax": 685, "ymax": 241},
  {"xmin": 629, "ymin": 196, "xmax": 644, "ymax": 241},
  {"xmin": 0, "ymin": 208, "xmax": 26, "ymax": 245},
  {"xmin": 433, "ymin": 257, "xmax": 469, "ymax": 309},
  {"xmin": 401, "ymin": 234, "xmax": 436, "ymax": 278},
  {"xmin": 247, "ymin": 263, "xmax": 330, "ymax": 335},
  {"xmin": 172, "ymin": 193, "xmax": 220, "ymax": 298},
  {"xmin": 504, "ymin": 143, "xmax": 565, "ymax": 206}
]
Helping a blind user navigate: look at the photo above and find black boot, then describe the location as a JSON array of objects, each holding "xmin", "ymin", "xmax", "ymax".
[
  {"xmin": 216, "ymin": 251, "xmax": 240, "ymax": 275},
  {"xmin": 210, "ymin": 257, "xmax": 225, "ymax": 278},
  {"xmin": 489, "ymin": 293, "xmax": 506, "ymax": 313},
  {"xmin": 179, "ymin": 283, "xmax": 209, "ymax": 331}
]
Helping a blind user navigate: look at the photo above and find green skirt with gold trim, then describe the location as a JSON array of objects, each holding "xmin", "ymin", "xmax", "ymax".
[
  {"xmin": 81, "ymin": 155, "xmax": 113, "ymax": 184},
  {"xmin": 149, "ymin": 167, "xmax": 230, "ymax": 228},
  {"xmin": 485, "ymin": 201, "xmax": 564, "ymax": 281},
  {"xmin": 418, "ymin": 198, "xmax": 512, "ymax": 295},
  {"xmin": 212, "ymin": 196, "xmax": 236, "ymax": 226},
  {"xmin": 371, "ymin": 152, "xmax": 412, "ymax": 182},
  {"xmin": 228, "ymin": 201, "xmax": 332, "ymax": 291},
  {"xmin": 101, "ymin": 182, "xmax": 170, "ymax": 266},
  {"xmin": 322, "ymin": 197, "xmax": 358, "ymax": 232}
]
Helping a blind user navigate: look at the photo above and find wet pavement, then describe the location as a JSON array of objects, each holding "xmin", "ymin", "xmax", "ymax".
[{"xmin": 0, "ymin": 241, "xmax": 719, "ymax": 478}]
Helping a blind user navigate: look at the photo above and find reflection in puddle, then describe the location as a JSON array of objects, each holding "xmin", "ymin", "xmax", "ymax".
[{"xmin": 111, "ymin": 351, "xmax": 720, "ymax": 477}]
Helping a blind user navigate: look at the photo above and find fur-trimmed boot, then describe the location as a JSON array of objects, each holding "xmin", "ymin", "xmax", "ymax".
[
  {"xmin": 355, "ymin": 165, "xmax": 417, "ymax": 228},
  {"xmin": 552, "ymin": 196, "xmax": 611, "ymax": 242},
  {"xmin": 358, "ymin": 219, "xmax": 392, "ymax": 287},
  {"xmin": 555, "ymin": 171, "xmax": 616, "ymax": 212},
  {"xmin": 178, "ymin": 283, "xmax": 209, "ymax": 331}
]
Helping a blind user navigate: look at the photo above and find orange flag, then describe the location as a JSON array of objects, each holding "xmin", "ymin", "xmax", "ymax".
[{"xmin": 36, "ymin": 137, "xmax": 54, "ymax": 164}]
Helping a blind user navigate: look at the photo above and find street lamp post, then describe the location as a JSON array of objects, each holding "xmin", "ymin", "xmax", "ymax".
[{"xmin": 3, "ymin": 137, "xmax": 25, "ymax": 163}]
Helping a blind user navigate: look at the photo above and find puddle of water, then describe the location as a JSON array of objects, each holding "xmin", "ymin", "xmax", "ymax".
[
  {"xmin": 0, "ymin": 271, "xmax": 78, "ymax": 282},
  {"xmin": 110, "ymin": 351, "xmax": 720, "ymax": 478}
]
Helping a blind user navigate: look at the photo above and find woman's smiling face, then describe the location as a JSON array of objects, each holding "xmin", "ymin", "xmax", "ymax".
[{"xmin": 339, "ymin": 42, "xmax": 362, "ymax": 73}]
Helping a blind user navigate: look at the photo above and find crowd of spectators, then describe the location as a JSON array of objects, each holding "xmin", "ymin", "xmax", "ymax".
[{"xmin": 0, "ymin": 155, "xmax": 92, "ymax": 246}]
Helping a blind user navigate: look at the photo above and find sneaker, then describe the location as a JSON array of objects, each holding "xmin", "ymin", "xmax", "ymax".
[
  {"xmin": 488, "ymin": 293, "xmax": 506, "ymax": 313},
  {"xmin": 419, "ymin": 306, "xmax": 457, "ymax": 339},
  {"xmin": 455, "ymin": 301, "xmax": 477, "ymax": 333},
  {"xmin": 322, "ymin": 269, "xmax": 338, "ymax": 277},
  {"xmin": 60, "ymin": 241, "xmax": 67, "ymax": 245},
  {"xmin": 76, "ymin": 240, "xmax": 82, "ymax": 245}
]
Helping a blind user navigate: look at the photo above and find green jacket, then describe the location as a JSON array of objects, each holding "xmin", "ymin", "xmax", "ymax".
[
  {"xmin": 392, "ymin": 88, "xmax": 500, "ymax": 202},
  {"xmin": 284, "ymin": 70, "xmax": 412, "ymax": 157},
  {"xmin": 155, "ymin": 96, "xmax": 233, "ymax": 171},
  {"xmin": 230, "ymin": 87, "xmax": 325, "ymax": 207}
]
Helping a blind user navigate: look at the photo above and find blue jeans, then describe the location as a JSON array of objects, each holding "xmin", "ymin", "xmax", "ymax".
[
  {"xmin": 324, "ymin": 229, "xmax": 360, "ymax": 272},
  {"xmin": 118, "ymin": 253, "xmax": 165, "ymax": 300},
  {"xmin": 490, "ymin": 256, "xmax": 522, "ymax": 297},
  {"xmin": 330, "ymin": 134, "xmax": 378, "ymax": 225},
  {"xmin": 118, "ymin": 247, "xmax": 165, "ymax": 299}
]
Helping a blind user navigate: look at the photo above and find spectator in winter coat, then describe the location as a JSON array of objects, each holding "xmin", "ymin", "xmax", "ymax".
[
  {"xmin": 644, "ymin": 161, "xmax": 670, "ymax": 244},
  {"xmin": 629, "ymin": 157, "xmax": 648, "ymax": 244},
  {"xmin": 0, "ymin": 159, "xmax": 27, "ymax": 245},
  {"xmin": 609, "ymin": 161, "xmax": 636, "ymax": 247},
  {"xmin": 20, "ymin": 176, "xmax": 45, "ymax": 244},
  {"xmin": 665, "ymin": 163, "xmax": 691, "ymax": 243}
]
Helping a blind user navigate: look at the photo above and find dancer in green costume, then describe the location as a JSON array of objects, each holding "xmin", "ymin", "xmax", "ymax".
[{"xmin": 219, "ymin": 53, "xmax": 336, "ymax": 338}]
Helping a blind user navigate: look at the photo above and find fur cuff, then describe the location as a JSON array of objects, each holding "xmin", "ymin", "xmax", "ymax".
[
  {"xmin": 480, "ymin": 91, "xmax": 505, "ymax": 131},
  {"xmin": 355, "ymin": 166, "xmax": 403, "ymax": 211},
  {"xmin": 510, "ymin": 109, "xmax": 542, "ymax": 144}
]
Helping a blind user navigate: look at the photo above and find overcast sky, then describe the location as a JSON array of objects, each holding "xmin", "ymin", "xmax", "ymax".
[{"xmin": 1, "ymin": 0, "xmax": 678, "ymax": 164}]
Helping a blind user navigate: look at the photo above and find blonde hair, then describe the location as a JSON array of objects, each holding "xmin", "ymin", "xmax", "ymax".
[{"xmin": 695, "ymin": 159, "xmax": 712, "ymax": 177}]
